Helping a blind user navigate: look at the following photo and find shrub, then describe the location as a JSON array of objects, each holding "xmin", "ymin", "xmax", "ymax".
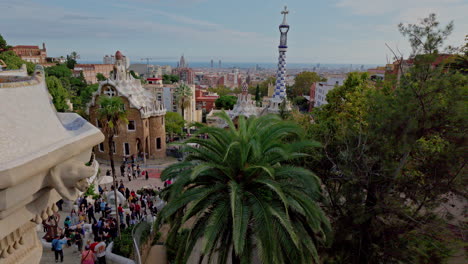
[
  {"xmin": 84, "ymin": 184, "xmax": 96, "ymax": 197},
  {"xmin": 113, "ymin": 228, "xmax": 134, "ymax": 258}
]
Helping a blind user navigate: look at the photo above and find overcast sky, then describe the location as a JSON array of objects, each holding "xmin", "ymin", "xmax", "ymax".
[{"xmin": 0, "ymin": 0, "xmax": 466, "ymax": 64}]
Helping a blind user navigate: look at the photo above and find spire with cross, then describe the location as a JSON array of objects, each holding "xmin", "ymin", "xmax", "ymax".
[
  {"xmin": 281, "ymin": 6, "xmax": 289, "ymax": 25},
  {"xmin": 271, "ymin": 6, "xmax": 290, "ymax": 105}
]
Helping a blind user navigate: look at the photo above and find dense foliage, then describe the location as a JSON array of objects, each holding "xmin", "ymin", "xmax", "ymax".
[
  {"xmin": 163, "ymin": 74, "xmax": 180, "ymax": 84},
  {"xmin": 46, "ymin": 76, "xmax": 70, "ymax": 112},
  {"xmin": 289, "ymin": 71, "xmax": 325, "ymax": 98},
  {"xmin": 165, "ymin": 112, "xmax": 185, "ymax": 140},
  {"xmin": 0, "ymin": 50, "xmax": 35, "ymax": 73},
  {"xmin": 215, "ymin": 95, "xmax": 237, "ymax": 110},
  {"xmin": 113, "ymin": 227, "xmax": 134, "ymax": 258},
  {"xmin": 158, "ymin": 112, "xmax": 330, "ymax": 264}
]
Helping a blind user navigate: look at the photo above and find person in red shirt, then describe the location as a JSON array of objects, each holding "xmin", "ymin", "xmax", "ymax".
[
  {"xmin": 135, "ymin": 203, "xmax": 141, "ymax": 220},
  {"xmin": 117, "ymin": 204, "xmax": 124, "ymax": 223},
  {"xmin": 89, "ymin": 239, "xmax": 99, "ymax": 252}
]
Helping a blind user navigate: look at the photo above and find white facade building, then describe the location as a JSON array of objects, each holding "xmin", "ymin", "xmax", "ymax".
[{"xmin": 314, "ymin": 77, "xmax": 345, "ymax": 107}]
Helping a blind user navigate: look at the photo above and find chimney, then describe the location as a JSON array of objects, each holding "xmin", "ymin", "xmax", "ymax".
[{"xmin": 42, "ymin": 43, "xmax": 46, "ymax": 51}]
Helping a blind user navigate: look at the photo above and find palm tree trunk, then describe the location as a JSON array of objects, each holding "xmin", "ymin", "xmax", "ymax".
[{"xmin": 108, "ymin": 134, "xmax": 121, "ymax": 238}]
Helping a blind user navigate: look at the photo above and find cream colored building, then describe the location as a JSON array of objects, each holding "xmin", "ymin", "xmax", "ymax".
[{"xmin": 143, "ymin": 83, "xmax": 202, "ymax": 125}]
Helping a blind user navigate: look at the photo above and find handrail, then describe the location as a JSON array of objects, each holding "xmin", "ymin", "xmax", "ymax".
[{"xmin": 132, "ymin": 223, "xmax": 143, "ymax": 264}]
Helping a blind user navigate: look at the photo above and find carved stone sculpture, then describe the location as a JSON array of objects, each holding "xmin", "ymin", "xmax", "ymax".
[{"xmin": 0, "ymin": 65, "xmax": 104, "ymax": 263}]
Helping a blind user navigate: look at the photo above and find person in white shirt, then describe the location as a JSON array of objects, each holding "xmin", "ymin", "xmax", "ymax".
[{"xmin": 94, "ymin": 237, "xmax": 107, "ymax": 264}]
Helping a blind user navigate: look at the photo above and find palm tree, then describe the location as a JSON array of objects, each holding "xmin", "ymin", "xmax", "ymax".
[
  {"xmin": 97, "ymin": 96, "xmax": 127, "ymax": 237},
  {"xmin": 174, "ymin": 82, "xmax": 193, "ymax": 121},
  {"xmin": 157, "ymin": 112, "xmax": 330, "ymax": 264}
]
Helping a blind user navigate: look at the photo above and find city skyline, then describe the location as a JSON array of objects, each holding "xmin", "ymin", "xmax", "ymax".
[{"xmin": 0, "ymin": 0, "xmax": 466, "ymax": 64}]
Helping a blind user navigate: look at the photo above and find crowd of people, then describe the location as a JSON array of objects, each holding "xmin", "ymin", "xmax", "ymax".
[{"xmin": 47, "ymin": 177, "xmax": 166, "ymax": 263}]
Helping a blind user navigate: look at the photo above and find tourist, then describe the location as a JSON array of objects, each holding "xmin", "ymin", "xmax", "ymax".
[
  {"xmin": 80, "ymin": 196, "xmax": 88, "ymax": 208},
  {"xmin": 87, "ymin": 204, "xmax": 97, "ymax": 223},
  {"xmin": 118, "ymin": 203, "xmax": 124, "ymax": 223},
  {"xmin": 125, "ymin": 188, "xmax": 130, "ymax": 200},
  {"xmin": 81, "ymin": 245, "xmax": 96, "ymax": 264},
  {"xmin": 70, "ymin": 209, "xmax": 78, "ymax": 225},
  {"xmin": 94, "ymin": 199, "xmax": 101, "ymax": 215},
  {"xmin": 73, "ymin": 229, "xmax": 84, "ymax": 252},
  {"xmin": 51, "ymin": 235, "xmax": 69, "ymax": 263},
  {"xmin": 135, "ymin": 202, "xmax": 141, "ymax": 220},
  {"xmin": 64, "ymin": 216, "xmax": 71, "ymax": 228},
  {"xmin": 79, "ymin": 211, "xmax": 87, "ymax": 223},
  {"xmin": 104, "ymin": 204, "xmax": 112, "ymax": 219},
  {"xmin": 94, "ymin": 237, "xmax": 107, "ymax": 264},
  {"xmin": 125, "ymin": 212, "xmax": 130, "ymax": 227},
  {"xmin": 100, "ymin": 200, "xmax": 106, "ymax": 217},
  {"xmin": 91, "ymin": 222, "xmax": 99, "ymax": 240},
  {"xmin": 98, "ymin": 185, "xmax": 103, "ymax": 195},
  {"xmin": 130, "ymin": 213, "xmax": 136, "ymax": 226},
  {"xmin": 120, "ymin": 163, "xmax": 125, "ymax": 177},
  {"xmin": 127, "ymin": 172, "xmax": 132, "ymax": 182}
]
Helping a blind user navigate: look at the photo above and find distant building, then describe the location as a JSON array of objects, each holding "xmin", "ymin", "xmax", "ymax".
[
  {"xmin": 88, "ymin": 51, "xmax": 166, "ymax": 160},
  {"xmin": 12, "ymin": 43, "xmax": 47, "ymax": 64},
  {"xmin": 73, "ymin": 64, "xmax": 113, "ymax": 84},
  {"xmin": 143, "ymin": 83, "xmax": 202, "ymax": 124},
  {"xmin": 314, "ymin": 77, "xmax": 345, "ymax": 107},
  {"xmin": 147, "ymin": 77, "xmax": 162, "ymax": 85},
  {"xmin": 172, "ymin": 55, "xmax": 194, "ymax": 84},
  {"xmin": 195, "ymin": 88, "xmax": 219, "ymax": 112},
  {"xmin": 201, "ymin": 74, "xmax": 221, "ymax": 88},
  {"xmin": 103, "ymin": 53, "xmax": 128, "ymax": 67}
]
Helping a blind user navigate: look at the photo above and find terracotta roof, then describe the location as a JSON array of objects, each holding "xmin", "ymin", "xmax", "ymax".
[{"xmin": 13, "ymin": 45, "xmax": 40, "ymax": 49}]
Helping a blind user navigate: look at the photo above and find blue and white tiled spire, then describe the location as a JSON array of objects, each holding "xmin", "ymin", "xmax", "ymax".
[{"xmin": 269, "ymin": 6, "xmax": 290, "ymax": 112}]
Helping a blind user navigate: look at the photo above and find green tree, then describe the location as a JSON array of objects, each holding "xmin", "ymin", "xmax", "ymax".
[
  {"xmin": 46, "ymin": 64, "xmax": 72, "ymax": 78},
  {"xmin": 398, "ymin": 13, "xmax": 453, "ymax": 56},
  {"xmin": 46, "ymin": 76, "xmax": 70, "ymax": 112},
  {"xmin": 291, "ymin": 72, "xmax": 324, "ymax": 98},
  {"xmin": 292, "ymin": 96, "xmax": 309, "ymax": 112},
  {"xmin": 97, "ymin": 96, "xmax": 128, "ymax": 238},
  {"xmin": 0, "ymin": 34, "xmax": 10, "ymax": 50},
  {"xmin": 66, "ymin": 52, "xmax": 78, "ymax": 69},
  {"xmin": 174, "ymin": 83, "xmax": 193, "ymax": 120},
  {"xmin": 163, "ymin": 74, "xmax": 180, "ymax": 84},
  {"xmin": 96, "ymin": 73, "xmax": 106, "ymax": 81},
  {"xmin": 301, "ymin": 16, "xmax": 467, "ymax": 262},
  {"xmin": 165, "ymin": 112, "xmax": 185, "ymax": 140},
  {"xmin": 207, "ymin": 86, "xmax": 233, "ymax": 97},
  {"xmin": 254, "ymin": 84, "xmax": 261, "ymax": 106},
  {"xmin": 215, "ymin": 95, "xmax": 237, "ymax": 110},
  {"xmin": 157, "ymin": 112, "xmax": 330, "ymax": 264}
]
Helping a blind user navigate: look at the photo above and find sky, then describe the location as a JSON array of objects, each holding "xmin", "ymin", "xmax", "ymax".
[{"xmin": 0, "ymin": 0, "xmax": 466, "ymax": 64}]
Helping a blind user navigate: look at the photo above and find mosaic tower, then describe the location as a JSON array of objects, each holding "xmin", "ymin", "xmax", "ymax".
[{"xmin": 269, "ymin": 6, "xmax": 290, "ymax": 112}]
